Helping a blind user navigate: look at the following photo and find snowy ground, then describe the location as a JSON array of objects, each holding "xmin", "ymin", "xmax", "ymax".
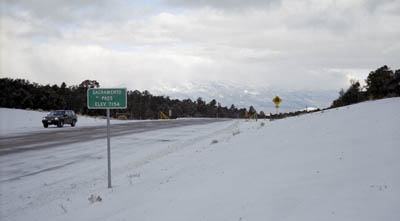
[{"xmin": 1, "ymin": 98, "xmax": 399, "ymax": 221}]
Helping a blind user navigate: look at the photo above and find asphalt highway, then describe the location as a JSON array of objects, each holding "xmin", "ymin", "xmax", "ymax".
[{"xmin": 0, "ymin": 118, "xmax": 230, "ymax": 156}]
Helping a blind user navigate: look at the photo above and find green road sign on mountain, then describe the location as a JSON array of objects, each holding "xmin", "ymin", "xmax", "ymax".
[{"xmin": 87, "ymin": 88, "xmax": 127, "ymax": 109}]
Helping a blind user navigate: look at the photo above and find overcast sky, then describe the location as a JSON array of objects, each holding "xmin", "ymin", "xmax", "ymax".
[{"xmin": 1, "ymin": 0, "xmax": 399, "ymax": 91}]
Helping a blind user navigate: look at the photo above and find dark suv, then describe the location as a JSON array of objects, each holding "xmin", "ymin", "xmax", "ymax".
[{"xmin": 42, "ymin": 110, "xmax": 78, "ymax": 128}]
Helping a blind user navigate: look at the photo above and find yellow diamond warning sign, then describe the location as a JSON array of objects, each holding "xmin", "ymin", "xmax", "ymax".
[
  {"xmin": 273, "ymin": 96, "xmax": 282, "ymax": 108},
  {"xmin": 273, "ymin": 96, "xmax": 282, "ymax": 105}
]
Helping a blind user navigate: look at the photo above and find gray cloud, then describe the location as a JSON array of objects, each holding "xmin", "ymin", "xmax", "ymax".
[
  {"xmin": 163, "ymin": 0, "xmax": 281, "ymax": 8},
  {"xmin": 164, "ymin": 0, "xmax": 398, "ymax": 12},
  {"xmin": 365, "ymin": 0, "xmax": 397, "ymax": 12},
  {"xmin": 2, "ymin": 0, "xmax": 153, "ymax": 24},
  {"xmin": 3, "ymin": 0, "xmax": 103, "ymax": 21},
  {"xmin": 1, "ymin": 0, "xmax": 399, "ymax": 91}
]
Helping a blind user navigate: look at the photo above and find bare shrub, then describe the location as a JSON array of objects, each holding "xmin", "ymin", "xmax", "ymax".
[{"xmin": 88, "ymin": 194, "xmax": 102, "ymax": 203}]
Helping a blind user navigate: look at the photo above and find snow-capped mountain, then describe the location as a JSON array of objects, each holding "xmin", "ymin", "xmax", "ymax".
[{"xmin": 151, "ymin": 81, "xmax": 338, "ymax": 113}]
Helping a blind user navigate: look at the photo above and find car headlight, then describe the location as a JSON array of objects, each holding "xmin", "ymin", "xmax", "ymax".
[
  {"xmin": 55, "ymin": 117, "xmax": 59, "ymax": 120},
  {"xmin": 42, "ymin": 117, "xmax": 46, "ymax": 120}
]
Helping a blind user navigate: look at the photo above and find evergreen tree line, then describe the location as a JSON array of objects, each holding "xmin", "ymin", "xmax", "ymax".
[
  {"xmin": 331, "ymin": 65, "xmax": 400, "ymax": 108},
  {"xmin": 0, "ymin": 79, "xmax": 259, "ymax": 119}
]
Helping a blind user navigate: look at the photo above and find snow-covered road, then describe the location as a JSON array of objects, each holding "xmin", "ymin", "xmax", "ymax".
[{"xmin": 0, "ymin": 118, "xmax": 230, "ymax": 155}]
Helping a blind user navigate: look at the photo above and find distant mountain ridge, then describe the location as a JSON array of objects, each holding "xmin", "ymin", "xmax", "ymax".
[{"xmin": 151, "ymin": 81, "xmax": 338, "ymax": 113}]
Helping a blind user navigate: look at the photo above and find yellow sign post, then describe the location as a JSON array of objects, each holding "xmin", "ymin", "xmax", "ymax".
[{"xmin": 272, "ymin": 96, "xmax": 282, "ymax": 114}]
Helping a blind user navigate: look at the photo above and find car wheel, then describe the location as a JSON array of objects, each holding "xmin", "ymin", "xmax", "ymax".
[
  {"xmin": 43, "ymin": 123, "xmax": 48, "ymax": 128},
  {"xmin": 58, "ymin": 121, "xmax": 64, "ymax": 128},
  {"xmin": 71, "ymin": 120, "xmax": 76, "ymax": 127}
]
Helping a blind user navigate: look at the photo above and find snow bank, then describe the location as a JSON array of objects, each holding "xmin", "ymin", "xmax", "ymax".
[
  {"xmin": 1, "ymin": 98, "xmax": 399, "ymax": 221},
  {"xmin": 0, "ymin": 108, "xmax": 136, "ymax": 136}
]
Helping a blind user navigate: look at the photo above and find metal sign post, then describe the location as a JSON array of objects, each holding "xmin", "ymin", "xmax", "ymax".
[
  {"xmin": 87, "ymin": 88, "xmax": 127, "ymax": 188},
  {"xmin": 106, "ymin": 108, "xmax": 111, "ymax": 188}
]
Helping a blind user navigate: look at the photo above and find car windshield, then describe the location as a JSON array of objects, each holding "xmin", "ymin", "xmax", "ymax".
[{"xmin": 49, "ymin": 111, "xmax": 65, "ymax": 116}]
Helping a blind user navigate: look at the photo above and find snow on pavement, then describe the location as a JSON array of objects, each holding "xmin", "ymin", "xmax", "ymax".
[{"xmin": 1, "ymin": 98, "xmax": 400, "ymax": 221}]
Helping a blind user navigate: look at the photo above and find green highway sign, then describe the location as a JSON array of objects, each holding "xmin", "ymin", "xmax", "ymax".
[
  {"xmin": 87, "ymin": 88, "xmax": 127, "ymax": 188},
  {"xmin": 87, "ymin": 88, "xmax": 127, "ymax": 109}
]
